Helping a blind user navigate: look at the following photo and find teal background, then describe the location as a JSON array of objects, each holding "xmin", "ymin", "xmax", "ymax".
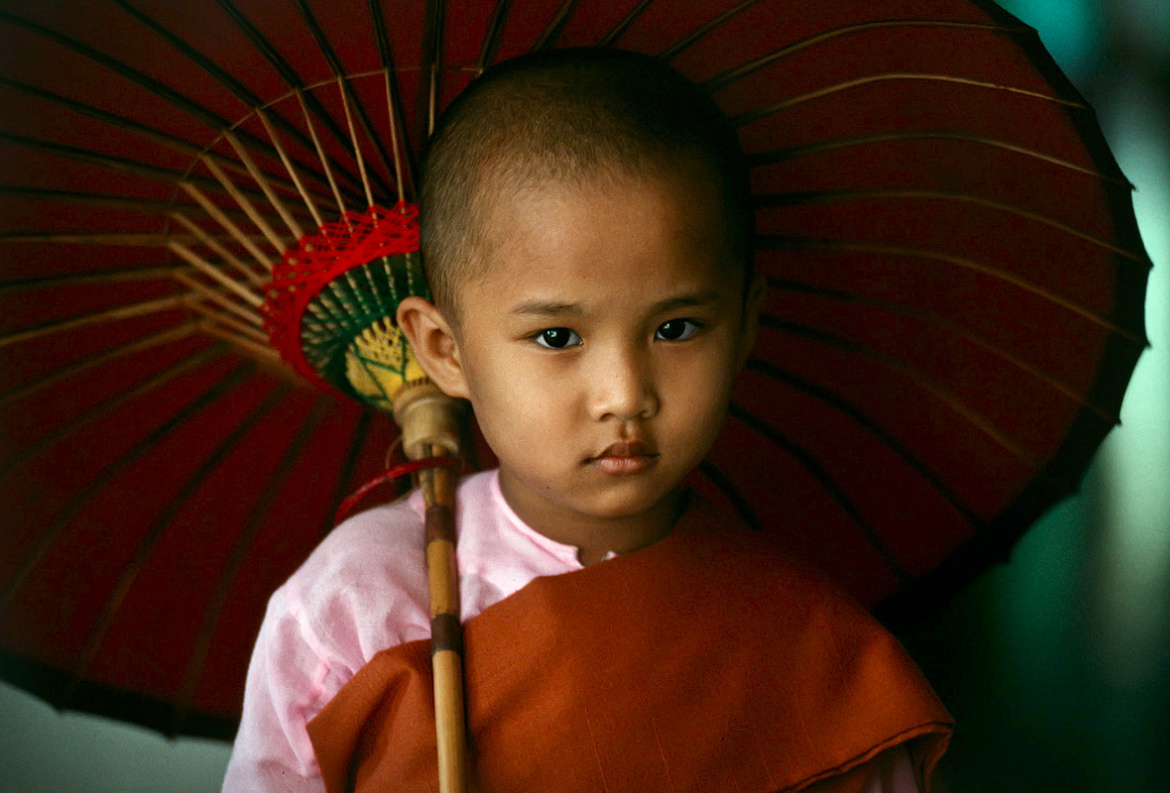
[{"xmin": 2, "ymin": 1, "xmax": 1168, "ymax": 790}]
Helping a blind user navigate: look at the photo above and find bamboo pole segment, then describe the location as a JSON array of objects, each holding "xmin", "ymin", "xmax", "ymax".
[
  {"xmin": 297, "ymin": 88, "xmax": 348, "ymax": 217},
  {"xmin": 202, "ymin": 156, "xmax": 289, "ymax": 253},
  {"xmin": 257, "ymin": 106, "xmax": 326, "ymax": 229},
  {"xmin": 168, "ymin": 212, "xmax": 267, "ymax": 286},
  {"xmin": 224, "ymin": 129, "xmax": 306, "ymax": 240},
  {"xmin": 337, "ymin": 76, "xmax": 376, "ymax": 209},
  {"xmin": 392, "ymin": 382, "xmax": 468, "ymax": 793},
  {"xmin": 171, "ymin": 270, "xmax": 266, "ymax": 328},
  {"xmin": 167, "ymin": 241, "xmax": 266, "ymax": 308},
  {"xmin": 179, "ymin": 181, "xmax": 275, "ymax": 271},
  {"xmin": 383, "ymin": 70, "xmax": 406, "ymax": 205}
]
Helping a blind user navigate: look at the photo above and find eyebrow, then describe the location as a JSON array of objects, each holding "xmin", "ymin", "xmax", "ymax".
[{"xmin": 508, "ymin": 290, "xmax": 724, "ymax": 319}]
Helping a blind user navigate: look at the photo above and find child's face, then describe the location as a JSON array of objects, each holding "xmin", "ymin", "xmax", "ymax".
[{"xmin": 404, "ymin": 167, "xmax": 761, "ymax": 542}]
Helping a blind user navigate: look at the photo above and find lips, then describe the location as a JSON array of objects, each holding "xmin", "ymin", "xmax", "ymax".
[{"xmin": 588, "ymin": 439, "xmax": 658, "ymax": 475}]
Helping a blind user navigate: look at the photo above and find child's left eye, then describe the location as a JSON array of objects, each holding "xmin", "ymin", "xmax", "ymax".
[{"xmin": 655, "ymin": 319, "xmax": 700, "ymax": 341}]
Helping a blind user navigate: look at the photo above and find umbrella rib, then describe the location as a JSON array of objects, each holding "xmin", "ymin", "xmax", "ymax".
[
  {"xmin": 200, "ymin": 157, "xmax": 290, "ymax": 253},
  {"xmin": 173, "ymin": 396, "xmax": 332, "ymax": 735},
  {"xmin": 702, "ymin": 20, "xmax": 1031, "ymax": 92},
  {"xmin": 290, "ymin": 0, "xmax": 399, "ymax": 199},
  {"xmin": 211, "ymin": 0, "xmax": 372, "ymax": 200},
  {"xmin": 168, "ymin": 212, "xmax": 268, "ymax": 286},
  {"xmin": 0, "ymin": 321, "xmax": 200, "ymax": 409},
  {"xmin": 0, "ymin": 131, "xmax": 295, "ymax": 218},
  {"xmin": 755, "ymin": 190, "xmax": 1152, "ymax": 267},
  {"xmin": 655, "ymin": 0, "xmax": 763, "ymax": 60},
  {"xmin": 65, "ymin": 382, "xmax": 292, "ymax": 708},
  {"xmin": 421, "ymin": 0, "xmax": 445, "ymax": 137},
  {"xmin": 743, "ymin": 354, "xmax": 985, "ymax": 526},
  {"xmin": 182, "ymin": 299, "xmax": 271, "ymax": 347},
  {"xmin": 368, "ymin": 0, "xmax": 419, "ymax": 193},
  {"xmin": 0, "ymin": 358, "xmax": 255, "ymax": 613},
  {"xmin": 764, "ymin": 276, "xmax": 1129, "ymax": 424},
  {"xmin": 531, "ymin": 0, "xmax": 580, "ymax": 51},
  {"xmin": 168, "ymin": 243, "xmax": 263, "ymax": 310},
  {"xmin": 0, "ymin": 294, "xmax": 187, "ymax": 351},
  {"xmin": 724, "ymin": 402, "xmax": 909, "ymax": 584},
  {"xmin": 324, "ymin": 410, "xmax": 375, "ymax": 541},
  {"xmin": 195, "ymin": 320, "xmax": 282, "ymax": 364},
  {"xmin": 108, "ymin": 0, "xmax": 343, "ymax": 195},
  {"xmin": 295, "ymin": 89, "xmax": 350, "ymax": 217},
  {"xmin": 0, "ymin": 77, "xmax": 267, "ymax": 189},
  {"xmin": 0, "ymin": 186, "xmax": 171, "ymax": 215},
  {"xmin": 0, "ymin": 342, "xmax": 225, "ymax": 482},
  {"xmin": 0, "ymin": 264, "xmax": 191, "ymax": 295},
  {"xmin": 746, "ymin": 132, "xmax": 1133, "ymax": 187},
  {"xmin": 755, "ymin": 313, "xmax": 1043, "ymax": 469},
  {"xmin": 170, "ymin": 267, "xmax": 265, "ymax": 323},
  {"xmin": 255, "ymin": 107, "xmax": 326, "ymax": 228},
  {"xmin": 476, "ymin": 0, "xmax": 514, "ymax": 72},
  {"xmin": 598, "ymin": 0, "xmax": 655, "ymax": 48},
  {"xmin": 733, "ymin": 73, "xmax": 1084, "ymax": 129},
  {"xmin": 178, "ymin": 182, "xmax": 275, "ymax": 271},
  {"xmin": 337, "ymin": 76, "xmax": 377, "ymax": 209},
  {"xmin": 223, "ymin": 130, "xmax": 305, "ymax": 240},
  {"xmin": 694, "ymin": 459, "xmax": 764, "ymax": 531}
]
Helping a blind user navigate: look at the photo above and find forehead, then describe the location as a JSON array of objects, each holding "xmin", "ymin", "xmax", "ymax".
[{"xmin": 458, "ymin": 168, "xmax": 737, "ymax": 318}]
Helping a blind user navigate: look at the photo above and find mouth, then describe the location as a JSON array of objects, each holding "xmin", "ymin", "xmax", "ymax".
[{"xmin": 587, "ymin": 439, "xmax": 659, "ymax": 475}]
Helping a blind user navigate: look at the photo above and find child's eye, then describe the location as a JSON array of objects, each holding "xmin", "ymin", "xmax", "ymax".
[
  {"xmin": 534, "ymin": 327, "xmax": 582, "ymax": 349},
  {"xmin": 655, "ymin": 319, "xmax": 701, "ymax": 341}
]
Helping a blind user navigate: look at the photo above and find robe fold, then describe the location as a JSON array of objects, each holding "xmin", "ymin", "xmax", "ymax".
[{"xmin": 308, "ymin": 496, "xmax": 952, "ymax": 792}]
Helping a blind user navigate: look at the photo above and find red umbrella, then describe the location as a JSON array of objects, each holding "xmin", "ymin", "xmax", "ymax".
[{"xmin": 0, "ymin": 0, "xmax": 1148, "ymax": 741}]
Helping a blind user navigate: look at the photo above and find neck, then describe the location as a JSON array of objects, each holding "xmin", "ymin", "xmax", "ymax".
[{"xmin": 497, "ymin": 473, "xmax": 687, "ymax": 566}]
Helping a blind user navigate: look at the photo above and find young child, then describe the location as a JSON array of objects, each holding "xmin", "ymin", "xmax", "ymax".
[{"xmin": 224, "ymin": 48, "xmax": 951, "ymax": 793}]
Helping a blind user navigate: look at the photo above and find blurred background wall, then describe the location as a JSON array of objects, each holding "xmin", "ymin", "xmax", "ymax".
[{"xmin": 1, "ymin": 1, "xmax": 1167, "ymax": 790}]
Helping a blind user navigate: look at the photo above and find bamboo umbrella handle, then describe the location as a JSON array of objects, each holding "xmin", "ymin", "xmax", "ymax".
[{"xmin": 395, "ymin": 384, "xmax": 469, "ymax": 793}]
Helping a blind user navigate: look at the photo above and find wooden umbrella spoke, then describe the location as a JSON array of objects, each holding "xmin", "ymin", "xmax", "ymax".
[
  {"xmin": 197, "ymin": 320, "xmax": 282, "ymax": 364},
  {"xmin": 0, "ymin": 359, "xmax": 257, "ymax": 612},
  {"xmin": 734, "ymin": 73, "xmax": 1085, "ymax": 129},
  {"xmin": 0, "ymin": 264, "xmax": 188, "ymax": 294},
  {"xmin": 655, "ymin": 0, "xmax": 761, "ymax": 60},
  {"xmin": 168, "ymin": 212, "xmax": 267, "ymax": 286},
  {"xmin": 764, "ymin": 276, "xmax": 1132, "ymax": 423},
  {"xmin": 693, "ymin": 458, "xmax": 763, "ymax": 531},
  {"xmin": 531, "ymin": 0, "xmax": 578, "ymax": 51},
  {"xmin": 171, "ymin": 270, "xmax": 265, "ymax": 328},
  {"xmin": 756, "ymin": 313, "xmax": 1044, "ymax": 469},
  {"xmin": 212, "ymin": 0, "xmax": 380, "ymax": 199},
  {"xmin": 337, "ymin": 76, "xmax": 376, "ymax": 208},
  {"xmin": 743, "ymin": 354, "xmax": 986, "ymax": 525},
  {"xmin": 0, "ymin": 321, "xmax": 200, "ymax": 409},
  {"xmin": 0, "ymin": 294, "xmax": 187, "ymax": 350},
  {"xmin": 201, "ymin": 156, "xmax": 289, "ymax": 254},
  {"xmin": 368, "ymin": 0, "xmax": 418, "ymax": 193},
  {"xmin": 597, "ymin": 0, "xmax": 655, "ymax": 48},
  {"xmin": 420, "ymin": 0, "xmax": 444, "ymax": 137},
  {"xmin": 179, "ymin": 181, "xmax": 275, "ymax": 271},
  {"xmin": 65, "ymin": 382, "xmax": 293, "ymax": 709},
  {"xmin": 324, "ymin": 410, "xmax": 375, "ymax": 542},
  {"xmin": 699, "ymin": 20, "xmax": 1030, "ymax": 91},
  {"xmin": 475, "ymin": 0, "xmax": 513, "ymax": 73},
  {"xmin": 296, "ymin": 89, "xmax": 349, "ymax": 218},
  {"xmin": 746, "ymin": 132, "xmax": 1134, "ymax": 186},
  {"xmin": 255, "ymin": 108, "xmax": 325, "ymax": 229},
  {"xmin": 724, "ymin": 400, "xmax": 910, "ymax": 584},
  {"xmin": 0, "ymin": 342, "xmax": 226, "ymax": 482},
  {"xmin": 174, "ymin": 396, "xmax": 332, "ymax": 735},
  {"xmin": 291, "ymin": 0, "xmax": 400, "ymax": 197},
  {"xmin": 223, "ymin": 130, "xmax": 306, "ymax": 241},
  {"xmin": 755, "ymin": 189, "xmax": 1153, "ymax": 265},
  {"xmin": 167, "ymin": 244, "xmax": 265, "ymax": 309}
]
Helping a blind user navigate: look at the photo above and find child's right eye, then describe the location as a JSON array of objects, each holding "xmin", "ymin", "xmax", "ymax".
[{"xmin": 534, "ymin": 328, "xmax": 582, "ymax": 349}]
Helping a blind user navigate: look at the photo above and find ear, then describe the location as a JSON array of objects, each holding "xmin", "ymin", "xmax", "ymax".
[
  {"xmin": 735, "ymin": 271, "xmax": 766, "ymax": 373},
  {"xmin": 396, "ymin": 296, "xmax": 471, "ymax": 400}
]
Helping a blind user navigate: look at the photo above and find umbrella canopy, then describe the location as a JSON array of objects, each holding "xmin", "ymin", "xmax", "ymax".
[{"xmin": 0, "ymin": 0, "xmax": 1148, "ymax": 740}]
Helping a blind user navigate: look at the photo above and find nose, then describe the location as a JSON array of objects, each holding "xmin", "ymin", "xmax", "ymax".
[{"xmin": 589, "ymin": 341, "xmax": 659, "ymax": 422}]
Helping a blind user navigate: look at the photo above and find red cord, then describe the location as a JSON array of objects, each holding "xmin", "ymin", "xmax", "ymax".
[{"xmin": 334, "ymin": 456, "xmax": 462, "ymax": 525}]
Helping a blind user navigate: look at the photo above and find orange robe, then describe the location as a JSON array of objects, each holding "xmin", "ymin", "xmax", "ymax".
[{"xmin": 308, "ymin": 496, "xmax": 952, "ymax": 792}]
